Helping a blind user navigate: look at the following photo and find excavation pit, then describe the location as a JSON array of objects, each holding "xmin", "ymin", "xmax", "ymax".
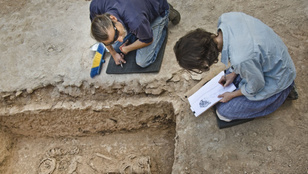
[{"xmin": 0, "ymin": 101, "xmax": 176, "ymax": 174}]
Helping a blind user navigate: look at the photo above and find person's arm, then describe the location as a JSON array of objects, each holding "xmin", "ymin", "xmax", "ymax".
[
  {"xmin": 218, "ymin": 89, "xmax": 243, "ymax": 103},
  {"xmin": 106, "ymin": 45, "xmax": 126, "ymax": 65},
  {"xmin": 218, "ymin": 72, "xmax": 237, "ymax": 87},
  {"xmin": 120, "ymin": 18, "xmax": 153, "ymax": 54},
  {"xmin": 219, "ymin": 59, "xmax": 265, "ymax": 102},
  {"xmin": 218, "ymin": 59, "xmax": 265, "ymax": 102},
  {"xmin": 237, "ymin": 59, "xmax": 265, "ymax": 98},
  {"xmin": 217, "ymin": 71, "xmax": 239, "ymax": 102},
  {"xmin": 120, "ymin": 39, "xmax": 153, "ymax": 55}
]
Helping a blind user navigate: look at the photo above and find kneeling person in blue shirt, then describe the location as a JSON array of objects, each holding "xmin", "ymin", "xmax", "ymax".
[
  {"xmin": 173, "ymin": 12, "xmax": 297, "ymax": 123},
  {"xmin": 90, "ymin": 0, "xmax": 180, "ymax": 68}
]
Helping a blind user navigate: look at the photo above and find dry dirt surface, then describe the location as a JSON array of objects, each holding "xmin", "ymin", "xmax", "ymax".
[{"xmin": 0, "ymin": 0, "xmax": 308, "ymax": 174}]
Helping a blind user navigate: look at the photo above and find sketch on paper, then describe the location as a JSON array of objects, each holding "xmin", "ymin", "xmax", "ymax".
[
  {"xmin": 199, "ymin": 99, "xmax": 211, "ymax": 108},
  {"xmin": 188, "ymin": 71, "xmax": 236, "ymax": 117}
]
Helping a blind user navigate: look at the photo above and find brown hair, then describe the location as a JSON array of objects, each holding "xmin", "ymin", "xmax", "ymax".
[
  {"xmin": 173, "ymin": 28, "xmax": 219, "ymax": 71},
  {"xmin": 91, "ymin": 13, "xmax": 113, "ymax": 42}
]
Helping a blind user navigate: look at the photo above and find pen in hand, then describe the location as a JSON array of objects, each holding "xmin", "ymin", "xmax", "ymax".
[
  {"xmin": 119, "ymin": 53, "xmax": 124, "ymax": 68},
  {"xmin": 223, "ymin": 69, "xmax": 227, "ymax": 87}
]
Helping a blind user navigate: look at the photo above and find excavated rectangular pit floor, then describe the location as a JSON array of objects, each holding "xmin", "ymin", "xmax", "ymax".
[{"xmin": 0, "ymin": 101, "xmax": 175, "ymax": 174}]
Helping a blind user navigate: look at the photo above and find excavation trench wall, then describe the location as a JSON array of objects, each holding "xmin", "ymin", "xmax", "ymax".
[
  {"xmin": 0, "ymin": 87, "xmax": 177, "ymax": 173},
  {"xmin": 0, "ymin": 102, "xmax": 175, "ymax": 137}
]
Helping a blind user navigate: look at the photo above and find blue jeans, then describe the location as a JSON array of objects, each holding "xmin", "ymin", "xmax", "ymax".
[
  {"xmin": 216, "ymin": 68, "xmax": 294, "ymax": 120},
  {"xmin": 113, "ymin": 11, "xmax": 169, "ymax": 68}
]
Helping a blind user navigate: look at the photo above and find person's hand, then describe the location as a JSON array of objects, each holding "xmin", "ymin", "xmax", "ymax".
[
  {"xmin": 218, "ymin": 72, "xmax": 237, "ymax": 87},
  {"xmin": 218, "ymin": 90, "xmax": 242, "ymax": 103},
  {"xmin": 113, "ymin": 52, "xmax": 126, "ymax": 65},
  {"xmin": 218, "ymin": 92, "xmax": 234, "ymax": 103}
]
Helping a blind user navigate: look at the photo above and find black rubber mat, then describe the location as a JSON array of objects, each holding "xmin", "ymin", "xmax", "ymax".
[{"xmin": 216, "ymin": 114, "xmax": 254, "ymax": 129}]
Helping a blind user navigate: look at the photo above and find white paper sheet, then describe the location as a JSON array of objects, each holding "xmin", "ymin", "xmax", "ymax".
[
  {"xmin": 90, "ymin": 43, "xmax": 110, "ymax": 52},
  {"xmin": 188, "ymin": 71, "xmax": 236, "ymax": 117}
]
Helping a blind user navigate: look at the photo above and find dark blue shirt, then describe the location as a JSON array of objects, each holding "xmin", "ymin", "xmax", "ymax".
[{"xmin": 90, "ymin": 0, "xmax": 169, "ymax": 43}]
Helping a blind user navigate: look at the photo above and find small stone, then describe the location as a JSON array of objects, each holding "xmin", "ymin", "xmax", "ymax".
[
  {"xmin": 191, "ymin": 73, "xmax": 203, "ymax": 81},
  {"xmin": 47, "ymin": 45, "xmax": 55, "ymax": 52},
  {"xmin": 15, "ymin": 91, "xmax": 22, "ymax": 97},
  {"xmin": 27, "ymin": 88, "xmax": 33, "ymax": 94},
  {"xmin": 182, "ymin": 72, "xmax": 191, "ymax": 81},
  {"xmin": 2, "ymin": 94, "xmax": 10, "ymax": 98},
  {"xmin": 170, "ymin": 75, "xmax": 180, "ymax": 82},
  {"xmin": 235, "ymin": 132, "xmax": 242, "ymax": 137},
  {"xmin": 267, "ymin": 146, "xmax": 273, "ymax": 152}
]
